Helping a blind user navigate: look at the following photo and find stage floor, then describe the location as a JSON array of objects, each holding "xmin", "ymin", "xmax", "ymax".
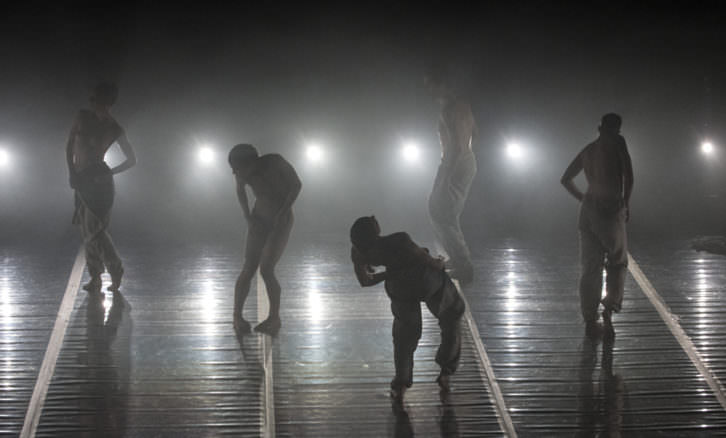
[{"xmin": 2, "ymin": 234, "xmax": 726, "ymax": 437}]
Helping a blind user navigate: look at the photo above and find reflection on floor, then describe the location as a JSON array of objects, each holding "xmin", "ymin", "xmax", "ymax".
[{"xmin": 2, "ymin": 235, "xmax": 726, "ymax": 436}]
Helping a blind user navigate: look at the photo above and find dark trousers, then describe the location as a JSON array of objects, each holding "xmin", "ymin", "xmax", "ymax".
[
  {"xmin": 578, "ymin": 199, "xmax": 628, "ymax": 322},
  {"xmin": 390, "ymin": 278, "xmax": 465, "ymax": 388}
]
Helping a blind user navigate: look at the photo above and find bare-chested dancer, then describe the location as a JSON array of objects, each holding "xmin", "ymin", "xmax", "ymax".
[
  {"xmin": 66, "ymin": 82, "xmax": 137, "ymax": 293},
  {"xmin": 228, "ymin": 144, "xmax": 301, "ymax": 335},
  {"xmin": 561, "ymin": 113, "xmax": 633, "ymax": 338},
  {"xmin": 425, "ymin": 67, "xmax": 478, "ymax": 284}
]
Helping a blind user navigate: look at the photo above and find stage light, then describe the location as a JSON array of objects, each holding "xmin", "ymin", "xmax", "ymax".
[
  {"xmin": 506, "ymin": 142, "xmax": 523, "ymax": 160},
  {"xmin": 0, "ymin": 149, "xmax": 9, "ymax": 167},
  {"xmin": 198, "ymin": 146, "xmax": 215, "ymax": 165},
  {"xmin": 306, "ymin": 143, "xmax": 324, "ymax": 163},
  {"xmin": 401, "ymin": 141, "xmax": 421, "ymax": 164},
  {"xmin": 701, "ymin": 141, "xmax": 714, "ymax": 155}
]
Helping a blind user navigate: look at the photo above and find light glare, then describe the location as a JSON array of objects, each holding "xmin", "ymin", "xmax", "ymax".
[
  {"xmin": 701, "ymin": 141, "xmax": 714, "ymax": 155},
  {"xmin": 0, "ymin": 149, "xmax": 9, "ymax": 167},
  {"xmin": 401, "ymin": 142, "xmax": 420, "ymax": 163},
  {"xmin": 306, "ymin": 144, "xmax": 324, "ymax": 163},
  {"xmin": 506, "ymin": 142, "xmax": 523, "ymax": 159},
  {"xmin": 198, "ymin": 146, "xmax": 215, "ymax": 165}
]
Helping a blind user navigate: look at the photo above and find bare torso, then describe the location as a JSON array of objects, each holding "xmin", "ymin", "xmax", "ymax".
[
  {"xmin": 71, "ymin": 109, "xmax": 122, "ymax": 172},
  {"xmin": 582, "ymin": 135, "xmax": 627, "ymax": 201},
  {"xmin": 438, "ymin": 98, "xmax": 476, "ymax": 163},
  {"xmin": 247, "ymin": 154, "xmax": 300, "ymax": 219}
]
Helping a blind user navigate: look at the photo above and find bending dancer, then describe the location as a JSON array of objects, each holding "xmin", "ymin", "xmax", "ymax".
[
  {"xmin": 350, "ymin": 216, "xmax": 465, "ymax": 403},
  {"xmin": 229, "ymin": 144, "xmax": 301, "ymax": 335},
  {"xmin": 425, "ymin": 67, "xmax": 478, "ymax": 284},
  {"xmin": 66, "ymin": 82, "xmax": 136, "ymax": 293},
  {"xmin": 561, "ymin": 113, "xmax": 633, "ymax": 338}
]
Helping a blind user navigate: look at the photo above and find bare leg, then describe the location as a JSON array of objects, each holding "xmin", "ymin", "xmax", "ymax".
[
  {"xmin": 255, "ymin": 212, "xmax": 293, "ymax": 335},
  {"xmin": 234, "ymin": 221, "xmax": 268, "ymax": 332}
]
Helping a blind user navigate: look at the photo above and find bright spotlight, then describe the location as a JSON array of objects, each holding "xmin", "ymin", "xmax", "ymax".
[
  {"xmin": 0, "ymin": 149, "xmax": 8, "ymax": 167},
  {"xmin": 506, "ymin": 142, "xmax": 523, "ymax": 159},
  {"xmin": 198, "ymin": 146, "xmax": 215, "ymax": 165},
  {"xmin": 306, "ymin": 144, "xmax": 324, "ymax": 163},
  {"xmin": 401, "ymin": 142, "xmax": 421, "ymax": 163},
  {"xmin": 701, "ymin": 141, "xmax": 714, "ymax": 155}
]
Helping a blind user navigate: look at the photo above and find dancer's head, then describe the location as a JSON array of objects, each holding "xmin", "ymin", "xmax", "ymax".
[
  {"xmin": 90, "ymin": 82, "xmax": 118, "ymax": 107},
  {"xmin": 424, "ymin": 63, "xmax": 450, "ymax": 101},
  {"xmin": 228, "ymin": 144, "xmax": 259, "ymax": 177},
  {"xmin": 350, "ymin": 216, "xmax": 381, "ymax": 251},
  {"xmin": 599, "ymin": 113, "xmax": 622, "ymax": 136}
]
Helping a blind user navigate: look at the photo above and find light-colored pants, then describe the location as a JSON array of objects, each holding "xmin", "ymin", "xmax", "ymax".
[
  {"xmin": 428, "ymin": 151, "xmax": 477, "ymax": 270},
  {"xmin": 578, "ymin": 198, "xmax": 627, "ymax": 322},
  {"xmin": 74, "ymin": 164, "xmax": 123, "ymax": 279}
]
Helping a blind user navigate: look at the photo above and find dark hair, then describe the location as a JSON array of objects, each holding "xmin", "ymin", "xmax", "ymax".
[
  {"xmin": 228, "ymin": 143, "xmax": 259, "ymax": 169},
  {"xmin": 91, "ymin": 82, "xmax": 118, "ymax": 106},
  {"xmin": 600, "ymin": 113, "xmax": 622, "ymax": 133},
  {"xmin": 350, "ymin": 216, "xmax": 378, "ymax": 250}
]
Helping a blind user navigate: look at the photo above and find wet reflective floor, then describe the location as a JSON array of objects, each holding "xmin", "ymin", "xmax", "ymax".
[{"xmin": 2, "ymin": 234, "xmax": 726, "ymax": 436}]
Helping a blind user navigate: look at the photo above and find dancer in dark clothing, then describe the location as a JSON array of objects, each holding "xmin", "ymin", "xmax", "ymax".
[
  {"xmin": 350, "ymin": 216, "xmax": 465, "ymax": 402},
  {"xmin": 229, "ymin": 144, "xmax": 301, "ymax": 335},
  {"xmin": 561, "ymin": 113, "xmax": 634, "ymax": 338},
  {"xmin": 66, "ymin": 82, "xmax": 137, "ymax": 293}
]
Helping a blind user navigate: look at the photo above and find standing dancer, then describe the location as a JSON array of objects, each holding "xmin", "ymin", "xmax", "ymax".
[
  {"xmin": 66, "ymin": 82, "xmax": 136, "ymax": 293},
  {"xmin": 229, "ymin": 144, "xmax": 301, "ymax": 335},
  {"xmin": 425, "ymin": 67, "xmax": 478, "ymax": 284},
  {"xmin": 561, "ymin": 113, "xmax": 634, "ymax": 338}
]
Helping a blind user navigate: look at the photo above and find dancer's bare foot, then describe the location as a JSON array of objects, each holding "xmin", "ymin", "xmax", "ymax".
[
  {"xmin": 82, "ymin": 276, "xmax": 102, "ymax": 293},
  {"xmin": 233, "ymin": 316, "xmax": 252, "ymax": 334},
  {"xmin": 254, "ymin": 316, "xmax": 281, "ymax": 336},
  {"xmin": 108, "ymin": 267, "xmax": 124, "ymax": 292},
  {"xmin": 436, "ymin": 371, "xmax": 451, "ymax": 392}
]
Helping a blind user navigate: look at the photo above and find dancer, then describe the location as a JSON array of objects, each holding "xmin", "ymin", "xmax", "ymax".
[
  {"xmin": 425, "ymin": 66, "xmax": 478, "ymax": 284},
  {"xmin": 350, "ymin": 216, "xmax": 465, "ymax": 402},
  {"xmin": 229, "ymin": 144, "xmax": 301, "ymax": 335},
  {"xmin": 66, "ymin": 82, "xmax": 136, "ymax": 293},
  {"xmin": 561, "ymin": 113, "xmax": 633, "ymax": 338}
]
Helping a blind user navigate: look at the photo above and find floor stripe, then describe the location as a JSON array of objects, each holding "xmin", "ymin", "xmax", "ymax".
[
  {"xmin": 20, "ymin": 247, "xmax": 85, "ymax": 438},
  {"xmin": 629, "ymin": 253, "xmax": 726, "ymax": 412},
  {"xmin": 455, "ymin": 280, "xmax": 518, "ymax": 437},
  {"xmin": 257, "ymin": 272, "xmax": 275, "ymax": 438}
]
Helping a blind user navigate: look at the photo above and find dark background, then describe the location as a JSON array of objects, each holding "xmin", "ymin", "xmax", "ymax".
[{"xmin": 1, "ymin": 1, "xmax": 724, "ymax": 247}]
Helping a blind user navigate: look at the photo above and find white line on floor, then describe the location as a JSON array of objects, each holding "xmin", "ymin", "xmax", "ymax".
[
  {"xmin": 257, "ymin": 272, "xmax": 275, "ymax": 438},
  {"xmin": 20, "ymin": 247, "xmax": 85, "ymax": 438},
  {"xmin": 628, "ymin": 253, "xmax": 726, "ymax": 412},
  {"xmin": 455, "ymin": 280, "xmax": 518, "ymax": 437}
]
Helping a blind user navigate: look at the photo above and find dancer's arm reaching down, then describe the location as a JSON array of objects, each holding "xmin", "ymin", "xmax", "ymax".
[
  {"xmin": 234, "ymin": 174, "xmax": 252, "ymax": 221},
  {"xmin": 561, "ymin": 151, "xmax": 585, "ymax": 202},
  {"xmin": 272, "ymin": 162, "xmax": 302, "ymax": 226},
  {"xmin": 66, "ymin": 113, "xmax": 81, "ymax": 188},
  {"xmin": 351, "ymin": 247, "xmax": 386, "ymax": 287}
]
